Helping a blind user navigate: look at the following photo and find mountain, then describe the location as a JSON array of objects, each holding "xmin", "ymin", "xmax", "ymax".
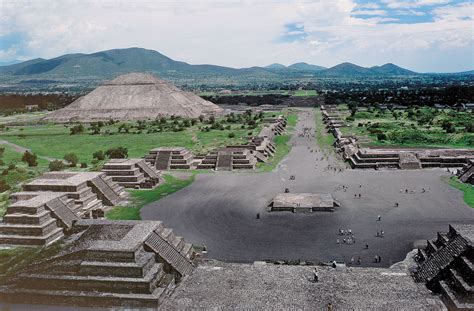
[
  {"xmin": 370, "ymin": 63, "xmax": 416, "ymax": 75},
  {"xmin": 322, "ymin": 62, "xmax": 375, "ymax": 76},
  {"xmin": 0, "ymin": 48, "xmax": 278, "ymax": 84},
  {"xmin": 265, "ymin": 63, "xmax": 286, "ymax": 69},
  {"xmin": 0, "ymin": 47, "xmax": 470, "ymax": 90},
  {"xmin": 288, "ymin": 62, "xmax": 326, "ymax": 71}
]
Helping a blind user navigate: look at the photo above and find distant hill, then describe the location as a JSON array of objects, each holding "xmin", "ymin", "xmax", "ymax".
[
  {"xmin": 370, "ymin": 63, "xmax": 416, "ymax": 75},
  {"xmin": 0, "ymin": 47, "xmax": 471, "ymax": 90},
  {"xmin": 288, "ymin": 62, "xmax": 326, "ymax": 71},
  {"xmin": 323, "ymin": 62, "xmax": 375, "ymax": 76},
  {"xmin": 265, "ymin": 63, "xmax": 287, "ymax": 69}
]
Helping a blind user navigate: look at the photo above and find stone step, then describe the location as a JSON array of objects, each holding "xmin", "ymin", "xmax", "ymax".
[
  {"xmin": 439, "ymin": 280, "xmax": 474, "ymax": 310},
  {"xmin": 2, "ymin": 210, "xmax": 52, "ymax": 225},
  {"xmin": 0, "ymin": 285, "xmax": 168, "ymax": 309},
  {"xmin": 6, "ymin": 205, "xmax": 46, "ymax": 215},
  {"xmin": 0, "ymin": 227, "xmax": 64, "ymax": 246},
  {"xmin": 20, "ymin": 263, "xmax": 165, "ymax": 295},
  {"xmin": 180, "ymin": 243, "xmax": 193, "ymax": 259},
  {"xmin": 102, "ymin": 168, "xmax": 141, "ymax": 176},
  {"xmin": 79, "ymin": 252, "xmax": 156, "ymax": 278},
  {"xmin": 0, "ymin": 218, "xmax": 59, "ymax": 236},
  {"xmin": 450, "ymin": 269, "xmax": 473, "ymax": 295}
]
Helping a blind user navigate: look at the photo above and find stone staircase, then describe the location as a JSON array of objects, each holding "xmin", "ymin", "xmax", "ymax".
[
  {"xmin": 414, "ymin": 224, "xmax": 473, "ymax": 311},
  {"xmin": 88, "ymin": 175, "xmax": 125, "ymax": 206},
  {"xmin": 458, "ymin": 161, "xmax": 474, "ymax": 184}
]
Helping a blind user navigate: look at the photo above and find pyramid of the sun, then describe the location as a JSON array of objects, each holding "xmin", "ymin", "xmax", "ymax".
[{"xmin": 44, "ymin": 73, "xmax": 223, "ymax": 122}]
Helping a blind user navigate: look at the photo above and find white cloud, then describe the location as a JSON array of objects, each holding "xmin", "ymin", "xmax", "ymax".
[
  {"xmin": 0, "ymin": 0, "xmax": 472, "ymax": 72},
  {"xmin": 382, "ymin": 0, "xmax": 450, "ymax": 9},
  {"xmin": 352, "ymin": 9, "xmax": 387, "ymax": 16}
]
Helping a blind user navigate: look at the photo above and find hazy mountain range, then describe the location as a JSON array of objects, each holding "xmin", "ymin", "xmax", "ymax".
[{"xmin": 0, "ymin": 48, "xmax": 472, "ymax": 89}]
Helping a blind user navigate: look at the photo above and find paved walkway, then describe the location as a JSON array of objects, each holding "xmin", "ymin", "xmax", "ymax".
[{"xmin": 141, "ymin": 108, "xmax": 474, "ymax": 267}]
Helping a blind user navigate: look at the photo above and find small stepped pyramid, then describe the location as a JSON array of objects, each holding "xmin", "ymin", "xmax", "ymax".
[
  {"xmin": 0, "ymin": 192, "xmax": 78, "ymax": 246},
  {"xmin": 0, "ymin": 219, "xmax": 195, "ymax": 308},
  {"xmin": 102, "ymin": 158, "xmax": 161, "ymax": 189},
  {"xmin": 414, "ymin": 224, "xmax": 473, "ymax": 310},
  {"xmin": 197, "ymin": 148, "xmax": 256, "ymax": 170},
  {"xmin": 145, "ymin": 147, "xmax": 194, "ymax": 170}
]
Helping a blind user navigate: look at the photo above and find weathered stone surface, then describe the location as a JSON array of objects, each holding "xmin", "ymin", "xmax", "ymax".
[{"xmin": 161, "ymin": 260, "xmax": 445, "ymax": 310}]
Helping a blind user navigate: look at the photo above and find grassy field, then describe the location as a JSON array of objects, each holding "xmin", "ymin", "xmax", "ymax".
[
  {"xmin": 341, "ymin": 106, "xmax": 473, "ymax": 149},
  {"xmin": 314, "ymin": 109, "xmax": 335, "ymax": 153},
  {"xmin": 447, "ymin": 176, "xmax": 474, "ymax": 208},
  {"xmin": 105, "ymin": 174, "xmax": 196, "ymax": 220},
  {"xmin": 0, "ymin": 115, "xmax": 263, "ymax": 165},
  {"xmin": 293, "ymin": 90, "xmax": 317, "ymax": 97}
]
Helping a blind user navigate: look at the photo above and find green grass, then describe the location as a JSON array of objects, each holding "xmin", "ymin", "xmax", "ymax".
[
  {"xmin": 0, "ymin": 118, "xmax": 262, "ymax": 166},
  {"xmin": 344, "ymin": 107, "xmax": 473, "ymax": 149},
  {"xmin": 314, "ymin": 109, "xmax": 335, "ymax": 153},
  {"xmin": 257, "ymin": 135, "xmax": 292, "ymax": 172},
  {"xmin": 105, "ymin": 173, "xmax": 196, "ymax": 220},
  {"xmin": 447, "ymin": 176, "xmax": 474, "ymax": 208},
  {"xmin": 287, "ymin": 114, "xmax": 298, "ymax": 127},
  {"xmin": 293, "ymin": 90, "xmax": 317, "ymax": 97}
]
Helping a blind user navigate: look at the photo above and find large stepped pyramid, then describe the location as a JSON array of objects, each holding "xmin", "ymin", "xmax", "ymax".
[
  {"xmin": 413, "ymin": 224, "xmax": 473, "ymax": 310},
  {"xmin": 43, "ymin": 73, "xmax": 224, "ymax": 122},
  {"xmin": 0, "ymin": 219, "xmax": 195, "ymax": 308}
]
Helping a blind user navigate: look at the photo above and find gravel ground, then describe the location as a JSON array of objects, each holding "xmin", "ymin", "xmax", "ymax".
[{"xmin": 141, "ymin": 108, "xmax": 474, "ymax": 267}]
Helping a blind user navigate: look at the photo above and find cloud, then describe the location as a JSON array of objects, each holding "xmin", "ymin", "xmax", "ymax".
[
  {"xmin": 381, "ymin": 0, "xmax": 450, "ymax": 9},
  {"xmin": 0, "ymin": 0, "xmax": 472, "ymax": 72}
]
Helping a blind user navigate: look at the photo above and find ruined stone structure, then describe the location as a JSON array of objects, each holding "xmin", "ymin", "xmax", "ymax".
[
  {"xmin": 43, "ymin": 73, "xmax": 223, "ymax": 122},
  {"xmin": 227, "ymin": 137, "xmax": 276, "ymax": 163},
  {"xmin": 0, "ymin": 219, "xmax": 194, "ymax": 308},
  {"xmin": 320, "ymin": 105, "xmax": 474, "ymax": 170},
  {"xmin": 102, "ymin": 158, "xmax": 161, "ymax": 189},
  {"xmin": 269, "ymin": 193, "xmax": 339, "ymax": 212},
  {"xmin": 23, "ymin": 172, "xmax": 127, "ymax": 208},
  {"xmin": 0, "ymin": 172, "xmax": 128, "ymax": 247},
  {"xmin": 145, "ymin": 147, "xmax": 194, "ymax": 170},
  {"xmin": 458, "ymin": 160, "xmax": 474, "ymax": 185},
  {"xmin": 0, "ymin": 192, "xmax": 79, "ymax": 246},
  {"xmin": 197, "ymin": 148, "xmax": 256, "ymax": 171},
  {"xmin": 258, "ymin": 115, "xmax": 287, "ymax": 140},
  {"xmin": 414, "ymin": 224, "xmax": 473, "ymax": 310}
]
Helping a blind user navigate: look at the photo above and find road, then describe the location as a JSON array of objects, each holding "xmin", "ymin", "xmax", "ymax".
[{"xmin": 141, "ymin": 108, "xmax": 474, "ymax": 267}]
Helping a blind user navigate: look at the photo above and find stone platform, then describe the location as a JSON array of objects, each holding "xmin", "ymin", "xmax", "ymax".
[
  {"xmin": 102, "ymin": 158, "xmax": 161, "ymax": 189},
  {"xmin": 269, "ymin": 193, "xmax": 338, "ymax": 212},
  {"xmin": 0, "ymin": 219, "xmax": 195, "ymax": 309},
  {"xmin": 160, "ymin": 260, "xmax": 444, "ymax": 310}
]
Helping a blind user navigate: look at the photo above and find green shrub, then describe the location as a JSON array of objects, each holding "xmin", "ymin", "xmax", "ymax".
[
  {"xmin": 106, "ymin": 147, "xmax": 128, "ymax": 159},
  {"xmin": 21, "ymin": 151, "xmax": 38, "ymax": 167},
  {"xmin": 64, "ymin": 153, "xmax": 78, "ymax": 167},
  {"xmin": 80, "ymin": 162, "xmax": 88, "ymax": 168},
  {"xmin": 49, "ymin": 160, "xmax": 65, "ymax": 171},
  {"xmin": 93, "ymin": 150, "xmax": 105, "ymax": 160}
]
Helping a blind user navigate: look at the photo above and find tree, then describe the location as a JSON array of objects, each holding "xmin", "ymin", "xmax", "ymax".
[
  {"xmin": 93, "ymin": 150, "xmax": 105, "ymax": 160},
  {"xmin": 64, "ymin": 153, "xmax": 78, "ymax": 167},
  {"xmin": 49, "ymin": 160, "xmax": 65, "ymax": 171},
  {"xmin": 441, "ymin": 120, "xmax": 455, "ymax": 133},
  {"xmin": 228, "ymin": 132, "xmax": 236, "ymax": 138},
  {"xmin": 21, "ymin": 150, "xmax": 38, "ymax": 167},
  {"xmin": 377, "ymin": 133, "xmax": 387, "ymax": 141},
  {"xmin": 70, "ymin": 124, "xmax": 85, "ymax": 135},
  {"xmin": 106, "ymin": 147, "xmax": 128, "ymax": 159}
]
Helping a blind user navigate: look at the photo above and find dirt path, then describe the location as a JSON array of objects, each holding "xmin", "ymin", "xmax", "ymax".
[{"xmin": 0, "ymin": 140, "xmax": 57, "ymax": 161}]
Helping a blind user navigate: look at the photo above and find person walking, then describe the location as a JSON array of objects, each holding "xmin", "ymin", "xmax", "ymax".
[{"xmin": 377, "ymin": 215, "xmax": 381, "ymax": 221}]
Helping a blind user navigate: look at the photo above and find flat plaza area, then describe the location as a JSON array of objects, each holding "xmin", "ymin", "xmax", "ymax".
[{"xmin": 141, "ymin": 109, "xmax": 474, "ymax": 267}]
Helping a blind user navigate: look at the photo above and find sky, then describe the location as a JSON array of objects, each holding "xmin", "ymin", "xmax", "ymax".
[{"xmin": 0, "ymin": 0, "xmax": 473, "ymax": 72}]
